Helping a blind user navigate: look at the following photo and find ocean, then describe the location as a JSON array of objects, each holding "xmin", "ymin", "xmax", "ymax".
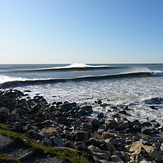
[{"xmin": 0, "ymin": 63, "xmax": 163, "ymax": 124}]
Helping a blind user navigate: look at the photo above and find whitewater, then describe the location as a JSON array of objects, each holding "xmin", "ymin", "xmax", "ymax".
[{"xmin": 0, "ymin": 63, "xmax": 163, "ymax": 124}]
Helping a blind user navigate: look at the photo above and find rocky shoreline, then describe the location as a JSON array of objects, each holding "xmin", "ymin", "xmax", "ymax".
[{"xmin": 0, "ymin": 89, "xmax": 163, "ymax": 163}]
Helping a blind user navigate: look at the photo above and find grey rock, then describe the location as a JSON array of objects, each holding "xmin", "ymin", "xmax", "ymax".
[
  {"xmin": 49, "ymin": 136, "xmax": 64, "ymax": 147},
  {"xmin": 0, "ymin": 107, "xmax": 9, "ymax": 123},
  {"xmin": 92, "ymin": 119, "xmax": 101, "ymax": 129}
]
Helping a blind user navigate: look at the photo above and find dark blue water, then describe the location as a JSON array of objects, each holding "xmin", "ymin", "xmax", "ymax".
[{"xmin": 0, "ymin": 63, "xmax": 163, "ymax": 124}]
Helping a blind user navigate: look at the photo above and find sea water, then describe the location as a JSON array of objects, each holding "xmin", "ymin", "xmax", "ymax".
[{"xmin": 0, "ymin": 63, "xmax": 163, "ymax": 124}]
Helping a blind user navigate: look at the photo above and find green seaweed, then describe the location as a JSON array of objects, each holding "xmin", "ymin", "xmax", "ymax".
[
  {"xmin": 0, "ymin": 125, "xmax": 89, "ymax": 163},
  {"xmin": 0, "ymin": 154, "xmax": 21, "ymax": 163}
]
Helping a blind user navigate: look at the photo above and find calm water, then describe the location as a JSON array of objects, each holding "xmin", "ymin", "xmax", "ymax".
[{"xmin": 0, "ymin": 63, "xmax": 163, "ymax": 124}]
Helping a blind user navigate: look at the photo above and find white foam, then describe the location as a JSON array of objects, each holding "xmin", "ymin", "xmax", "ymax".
[
  {"xmin": 121, "ymin": 66, "xmax": 150, "ymax": 74},
  {"xmin": 65, "ymin": 63, "xmax": 111, "ymax": 68},
  {"xmin": 151, "ymin": 70, "xmax": 163, "ymax": 76},
  {"xmin": 65, "ymin": 63, "xmax": 90, "ymax": 68},
  {"xmin": 0, "ymin": 75, "xmax": 27, "ymax": 84}
]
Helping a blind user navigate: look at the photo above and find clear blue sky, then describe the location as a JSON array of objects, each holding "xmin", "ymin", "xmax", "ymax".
[{"xmin": 0, "ymin": 0, "xmax": 163, "ymax": 64}]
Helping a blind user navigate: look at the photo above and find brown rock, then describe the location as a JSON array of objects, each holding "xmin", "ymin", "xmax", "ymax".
[
  {"xmin": 105, "ymin": 120, "xmax": 117, "ymax": 129},
  {"xmin": 75, "ymin": 131, "xmax": 91, "ymax": 141},
  {"xmin": 129, "ymin": 141, "xmax": 161, "ymax": 162}
]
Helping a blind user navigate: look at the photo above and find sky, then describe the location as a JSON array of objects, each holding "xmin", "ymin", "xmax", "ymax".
[{"xmin": 0, "ymin": 0, "xmax": 163, "ymax": 64}]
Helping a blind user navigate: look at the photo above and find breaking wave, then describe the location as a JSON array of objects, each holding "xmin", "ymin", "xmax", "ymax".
[
  {"xmin": 5, "ymin": 63, "xmax": 120, "ymax": 72},
  {"xmin": 1, "ymin": 71, "xmax": 162, "ymax": 88}
]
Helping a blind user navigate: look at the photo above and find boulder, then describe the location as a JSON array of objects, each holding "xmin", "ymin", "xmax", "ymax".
[
  {"xmin": 110, "ymin": 155, "xmax": 124, "ymax": 162},
  {"xmin": 105, "ymin": 120, "xmax": 117, "ymax": 129},
  {"xmin": 86, "ymin": 137, "xmax": 102, "ymax": 147},
  {"xmin": 64, "ymin": 141, "xmax": 76, "ymax": 149},
  {"xmin": 80, "ymin": 105, "xmax": 93, "ymax": 115},
  {"xmin": 141, "ymin": 128, "xmax": 153, "ymax": 135},
  {"xmin": 88, "ymin": 145, "xmax": 111, "ymax": 161},
  {"xmin": 75, "ymin": 131, "xmax": 91, "ymax": 141},
  {"xmin": 92, "ymin": 119, "xmax": 101, "ymax": 129},
  {"xmin": 102, "ymin": 131, "xmax": 117, "ymax": 139},
  {"xmin": 99, "ymin": 142, "xmax": 116, "ymax": 155},
  {"xmin": 118, "ymin": 110, "xmax": 127, "ymax": 115},
  {"xmin": 0, "ymin": 107, "xmax": 9, "ymax": 123},
  {"xmin": 129, "ymin": 141, "xmax": 161, "ymax": 162},
  {"xmin": 80, "ymin": 122, "xmax": 93, "ymax": 131},
  {"xmin": 60, "ymin": 102, "xmax": 76, "ymax": 111},
  {"xmin": 49, "ymin": 136, "xmax": 64, "ymax": 147},
  {"xmin": 129, "ymin": 120, "xmax": 141, "ymax": 127},
  {"xmin": 12, "ymin": 122, "xmax": 24, "ymax": 133},
  {"xmin": 76, "ymin": 143, "xmax": 92, "ymax": 154},
  {"xmin": 118, "ymin": 121, "xmax": 129, "ymax": 130},
  {"xmin": 8, "ymin": 113, "xmax": 20, "ymax": 122},
  {"xmin": 160, "ymin": 143, "xmax": 163, "ymax": 151},
  {"xmin": 142, "ymin": 122, "xmax": 152, "ymax": 127},
  {"xmin": 97, "ymin": 113, "xmax": 104, "ymax": 118}
]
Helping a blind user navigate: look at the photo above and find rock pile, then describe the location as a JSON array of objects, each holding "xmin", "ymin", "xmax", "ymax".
[{"xmin": 0, "ymin": 89, "xmax": 163, "ymax": 162}]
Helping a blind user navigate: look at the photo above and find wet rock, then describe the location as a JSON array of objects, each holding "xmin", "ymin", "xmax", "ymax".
[
  {"xmin": 80, "ymin": 105, "xmax": 93, "ymax": 115},
  {"xmin": 60, "ymin": 102, "xmax": 76, "ymax": 111},
  {"xmin": 118, "ymin": 110, "xmax": 127, "ymax": 115},
  {"xmin": 97, "ymin": 112, "xmax": 104, "ymax": 118},
  {"xmin": 95, "ymin": 99, "xmax": 102, "ymax": 105},
  {"xmin": 152, "ymin": 121, "xmax": 160, "ymax": 128},
  {"xmin": 129, "ymin": 120, "xmax": 142, "ymax": 127},
  {"xmin": 143, "ymin": 97, "xmax": 163, "ymax": 104},
  {"xmin": 149, "ymin": 105, "xmax": 157, "ymax": 110}
]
